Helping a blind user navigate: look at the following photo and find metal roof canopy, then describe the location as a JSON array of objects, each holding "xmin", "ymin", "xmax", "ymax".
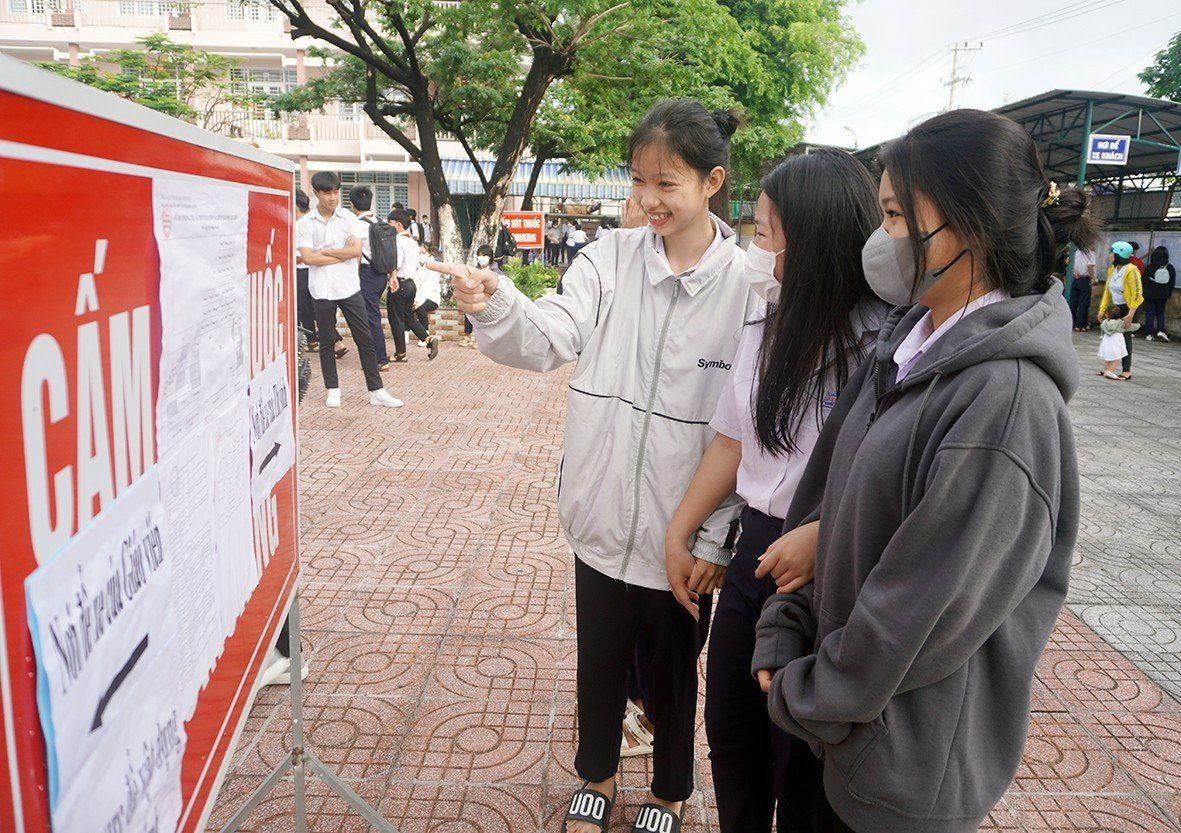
[{"xmin": 995, "ymin": 89, "xmax": 1181, "ymax": 185}]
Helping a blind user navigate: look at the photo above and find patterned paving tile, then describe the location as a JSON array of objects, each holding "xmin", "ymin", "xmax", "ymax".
[{"xmin": 207, "ymin": 339, "xmax": 1181, "ymax": 831}]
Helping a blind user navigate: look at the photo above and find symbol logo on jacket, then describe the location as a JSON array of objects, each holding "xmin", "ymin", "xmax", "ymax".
[{"xmin": 698, "ymin": 358, "xmax": 732, "ymax": 370}]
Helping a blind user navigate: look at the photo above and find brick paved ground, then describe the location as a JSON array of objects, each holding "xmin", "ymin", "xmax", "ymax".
[{"xmin": 207, "ymin": 331, "xmax": 1181, "ymax": 832}]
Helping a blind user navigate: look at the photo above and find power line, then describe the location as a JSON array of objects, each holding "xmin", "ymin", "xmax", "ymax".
[{"xmin": 968, "ymin": 0, "xmax": 1123, "ymax": 41}]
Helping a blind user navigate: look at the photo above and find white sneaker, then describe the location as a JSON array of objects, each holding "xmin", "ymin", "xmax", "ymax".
[
  {"xmin": 369, "ymin": 388, "xmax": 404, "ymax": 407},
  {"xmin": 1146, "ymin": 334, "xmax": 1155, "ymax": 342},
  {"xmin": 259, "ymin": 647, "xmax": 310, "ymax": 687},
  {"xmin": 325, "ymin": 388, "xmax": 341, "ymax": 407},
  {"xmin": 1158, "ymin": 332, "xmax": 1170, "ymax": 342}
]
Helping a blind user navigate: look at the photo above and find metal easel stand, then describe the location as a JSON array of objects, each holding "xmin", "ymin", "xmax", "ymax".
[{"xmin": 219, "ymin": 592, "xmax": 399, "ymax": 833}]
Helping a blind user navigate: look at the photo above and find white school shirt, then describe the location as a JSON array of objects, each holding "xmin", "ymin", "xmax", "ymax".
[
  {"xmin": 894, "ymin": 288, "xmax": 1011, "ymax": 382},
  {"xmin": 415, "ymin": 260, "xmax": 442, "ymax": 307},
  {"xmin": 710, "ymin": 300, "xmax": 888, "ymax": 519},
  {"xmin": 395, "ymin": 231, "xmax": 419, "ymax": 279},
  {"xmin": 1072, "ymin": 249, "xmax": 1095, "ymax": 277},
  {"xmin": 567, "ymin": 228, "xmax": 588, "ymax": 246},
  {"xmin": 355, "ymin": 211, "xmax": 376, "ymax": 262},
  {"xmin": 295, "ymin": 206, "xmax": 364, "ymax": 300}
]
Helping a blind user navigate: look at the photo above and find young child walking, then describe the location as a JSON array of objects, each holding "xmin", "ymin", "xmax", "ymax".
[
  {"xmin": 430, "ymin": 99, "xmax": 755, "ymax": 833},
  {"xmin": 1098, "ymin": 305, "xmax": 1139, "ymax": 379}
]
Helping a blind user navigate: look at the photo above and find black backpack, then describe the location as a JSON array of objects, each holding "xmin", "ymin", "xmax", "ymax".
[
  {"xmin": 496, "ymin": 224, "xmax": 518, "ymax": 259},
  {"xmin": 363, "ymin": 217, "xmax": 399, "ymax": 275}
]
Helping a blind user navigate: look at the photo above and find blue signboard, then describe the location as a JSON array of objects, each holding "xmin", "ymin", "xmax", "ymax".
[{"xmin": 1087, "ymin": 134, "xmax": 1130, "ymax": 166}]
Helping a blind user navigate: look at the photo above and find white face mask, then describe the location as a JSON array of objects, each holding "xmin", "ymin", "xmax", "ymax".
[
  {"xmin": 476, "ymin": 255, "xmax": 491, "ymax": 268},
  {"xmin": 745, "ymin": 242, "xmax": 784, "ymax": 303}
]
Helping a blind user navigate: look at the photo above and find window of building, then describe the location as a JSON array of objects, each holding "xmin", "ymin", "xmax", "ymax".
[
  {"xmin": 118, "ymin": 0, "xmax": 183, "ymax": 15},
  {"xmin": 338, "ymin": 171, "xmax": 410, "ymax": 217},
  {"xmin": 225, "ymin": 0, "xmax": 276, "ymax": 21}
]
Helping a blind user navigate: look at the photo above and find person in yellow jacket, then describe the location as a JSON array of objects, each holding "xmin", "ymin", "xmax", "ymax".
[{"xmin": 1098, "ymin": 240, "xmax": 1143, "ymax": 379}]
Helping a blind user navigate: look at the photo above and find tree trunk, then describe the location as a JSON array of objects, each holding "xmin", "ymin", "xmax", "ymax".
[
  {"xmin": 521, "ymin": 145, "xmax": 553, "ymax": 211},
  {"xmin": 470, "ymin": 50, "xmax": 566, "ymax": 259}
]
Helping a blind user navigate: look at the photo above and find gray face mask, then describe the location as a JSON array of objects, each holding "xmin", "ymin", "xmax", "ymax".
[{"xmin": 861, "ymin": 224, "xmax": 966, "ymax": 305}]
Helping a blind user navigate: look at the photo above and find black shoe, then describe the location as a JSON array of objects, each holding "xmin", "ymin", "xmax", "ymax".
[
  {"xmin": 427, "ymin": 336, "xmax": 440, "ymax": 360},
  {"xmin": 335, "ymin": 345, "xmax": 348, "ymax": 359}
]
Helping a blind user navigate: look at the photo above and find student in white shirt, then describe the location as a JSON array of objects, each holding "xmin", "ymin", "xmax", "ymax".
[
  {"xmin": 1070, "ymin": 246, "xmax": 1097, "ymax": 331},
  {"xmin": 386, "ymin": 209, "xmax": 440, "ymax": 361},
  {"xmin": 294, "ymin": 171, "xmax": 403, "ymax": 408},
  {"xmin": 665, "ymin": 149, "xmax": 889, "ymax": 833},
  {"xmin": 413, "ymin": 242, "xmax": 442, "ymax": 340},
  {"xmin": 349, "ymin": 185, "xmax": 394, "ymax": 370}
]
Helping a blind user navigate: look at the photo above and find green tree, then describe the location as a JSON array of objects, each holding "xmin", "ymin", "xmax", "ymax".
[
  {"xmin": 268, "ymin": 0, "xmax": 861, "ymax": 260},
  {"xmin": 1140, "ymin": 32, "xmax": 1181, "ymax": 102},
  {"xmin": 37, "ymin": 33, "xmax": 264, "ymax": 132}
]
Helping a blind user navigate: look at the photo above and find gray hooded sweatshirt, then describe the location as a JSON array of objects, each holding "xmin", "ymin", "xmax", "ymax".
[{"xmin": 751, "ymin": 284, "xmax": 1080, "ymax": 833}]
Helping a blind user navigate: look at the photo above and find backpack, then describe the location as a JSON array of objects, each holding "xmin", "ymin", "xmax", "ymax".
[
  {"xmin": 363, "ymin": 217, "xmax": 399, "ymax": 275},
  {"xmin": 1149, "ymin": 265, "xmax": 1171, "ymax": 285},
  {"xmin": 496, "ymin": 224, "xmax": 518, "ymax": 259}
]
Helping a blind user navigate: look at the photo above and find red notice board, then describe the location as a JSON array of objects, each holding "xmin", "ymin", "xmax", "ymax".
[
  {"xmin": 504, "ymin": 210, "xmax": 545, "ymax": 249},
  {"xmin": 0, "ymin": 56, "xmax": 298, "ymax": 833}
]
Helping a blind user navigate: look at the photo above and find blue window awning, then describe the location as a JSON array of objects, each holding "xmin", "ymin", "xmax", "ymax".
[{"xmin": 441, "ymin": 158, "xmax": 631, "ymax": 201}]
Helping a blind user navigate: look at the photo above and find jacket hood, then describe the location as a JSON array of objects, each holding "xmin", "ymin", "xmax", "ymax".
[{"xmin": 875, "ymin": 282, "xmax": 1080, "ymax": 402}]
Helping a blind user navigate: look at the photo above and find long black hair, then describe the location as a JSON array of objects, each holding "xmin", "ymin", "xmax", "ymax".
[
  {"xmin": 879, "ymin": 109, "xmax": 1101, "ymax": 298},
  {"xmin": 754, "ymin": 148, "xmax": 882, "ymax": 454}
]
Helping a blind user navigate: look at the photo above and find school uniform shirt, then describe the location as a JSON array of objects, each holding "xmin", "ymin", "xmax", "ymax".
[
  {"xmin": 355, "ymin": 210, "xmax": 376, "ymax": 263},
  {"xmin": 395, "ymin": 232, "xmax": 419, "ymax": 280},
  {"xmin": 710, "ymin": 300, "xmax": 888, "ymax": 519},
  {"xmin": 415, "ymin": 260, "xmax": 442, "ymax": 307},
  {"xmin": 1072, "ymin": 249, "xmax": 1095, "ymax": 278},
  {"xmin": 295, "ymin": 206, "xmax": 364, "ymax": 300},
  {"xmin": 469, "ymin": 216, "xmax": 759, "ymax": 590},
  {"xmin": 893, "ymin": 288, "xmax": 1011, "ymax": 383},
  {"xmin": 567, "ymin": 228, "xmax": 588, "ymax": 247}
]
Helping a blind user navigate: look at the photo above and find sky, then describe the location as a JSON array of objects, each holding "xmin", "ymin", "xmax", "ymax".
[{"xmin": 804, "ymin": 0, "xmax": 1179, "ymax": 149}]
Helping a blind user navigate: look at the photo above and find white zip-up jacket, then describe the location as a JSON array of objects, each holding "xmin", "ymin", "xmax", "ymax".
[{"xmin": 471, "ymin": 219, "xmax": 758, "ymax": 590}]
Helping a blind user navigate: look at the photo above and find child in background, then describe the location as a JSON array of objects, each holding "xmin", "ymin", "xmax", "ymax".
[{"xmin": 1098, "ymin": 305, "xmax": 1140, "ymax": 379}]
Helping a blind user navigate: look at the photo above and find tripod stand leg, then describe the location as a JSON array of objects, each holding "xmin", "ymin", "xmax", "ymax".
[
  {"xmin": 218, "ymin": 751, "xmax": 295, "ymax": 833},
  {"xmin": 305, "ymin": 751, "xmax": 401, "ymax": 833}
]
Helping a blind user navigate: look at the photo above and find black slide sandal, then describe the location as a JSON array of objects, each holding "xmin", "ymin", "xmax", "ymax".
[
  {"xmin": 563, "ymin": 783, "xmax": 616, "ymax": 832},
  {"xmin": 631, "ymin": 802, "xmax": 685, "ymax": 832}
]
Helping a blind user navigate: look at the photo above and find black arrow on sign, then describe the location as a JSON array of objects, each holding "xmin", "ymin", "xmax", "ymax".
[
  {"xmin": 258, "ymin": 442, "xmax": 281, "ymax": 474},
  {"xmin": 91, "ymin": 634, "xmax": 148, "ymax": 732}
]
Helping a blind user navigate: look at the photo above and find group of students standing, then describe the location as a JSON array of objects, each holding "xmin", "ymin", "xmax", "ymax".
[
  {"xmin": 429, "ymin": 98, "xmax": 1097, "ymax": 833},
  {"xmin": 294, "ymin": 172, "xmax": 442, "ymax": 408}
]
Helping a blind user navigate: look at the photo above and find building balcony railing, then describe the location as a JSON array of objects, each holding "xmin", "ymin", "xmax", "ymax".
[
  {"xmin": 205, "ymin": 108, "xmax": 414, "ymax": 145},
  {"xmin": 0, "ymin": 0, "xmax": 348, "ymax": 37}
]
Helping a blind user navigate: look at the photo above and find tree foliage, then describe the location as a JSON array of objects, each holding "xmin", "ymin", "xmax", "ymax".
[
  {"xmin": 267, "ymin": 0, "xmax": 863, "ymax": 258},
  {"xmin": 37, "ymin": 33, "xmax": 264, "ymax": 132},
  {"xmin": 1140, "ymin": 32, "xmax": 1181, "ymax": 102}
]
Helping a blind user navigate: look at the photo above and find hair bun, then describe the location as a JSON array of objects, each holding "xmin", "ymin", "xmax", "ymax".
[
  {"xmin": 711, "ymin": 108, "xmax": 745, "ymax": 140},
  {"xmin": 1043, "ymin": 186, "xmax": 1102, "ymax": 253}
]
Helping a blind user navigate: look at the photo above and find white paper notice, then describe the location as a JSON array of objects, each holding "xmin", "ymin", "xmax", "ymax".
[
  {"xmin": 248, "ymin": 353, "xmax": 296, "ymax": 511},
  {"xmin": 25, "ymin": 470, "xmax": 186, "ymax": 833},
  {"xmin": 210, "ymin": 398, "xmax": 259, "ymax": 637},
  {"xmin": 153, "ymin": 179, "xmax": 249, "ymax": 457},
  {"xmin": 159, "ymin": 443, "xmax": 223, "ymax": 714}
]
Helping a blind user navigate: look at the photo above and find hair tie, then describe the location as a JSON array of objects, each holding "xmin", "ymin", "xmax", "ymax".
[{"xmin": 1042, "ymin": 181, "xmax": 1061, "ymax": 208}]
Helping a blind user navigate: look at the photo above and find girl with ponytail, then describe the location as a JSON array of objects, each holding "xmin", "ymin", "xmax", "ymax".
[{"xmin": 431, "ymin": 99, "xmax": 756, "ymax": 833}]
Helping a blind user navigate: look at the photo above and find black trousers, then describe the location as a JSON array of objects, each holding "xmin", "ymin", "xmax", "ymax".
[
  {"xmin": 574, "ymin": 557, "xmax": 709, "ymax": 802},
  {"xmin": 415, "ymin": 299, "xmax": 438, "ymax": 333},
  {"xmin": 297, "ymin": 267, "xmax": 318, "ymax": 341},
  {"xmin": 359, "ymin": 264, "xmax": 391, "ymax": 364},
  {"xmin": 312, "ymin": 292, "xmax": 382, "ymax": 391},
  {"xmin": 706, "ymin": 507, "xmax": 824, "ymax": 833},
  {"xmin": 386, "ymin": 279, "xmax": 430, "ymax": 354},
  {"xmin": 1114, "ymin": 303, "xmax": 1133, "ymax": 372},
  {"xmin": 1069, "ymin": 278, "xmax": 1092, "ymax": 328}
]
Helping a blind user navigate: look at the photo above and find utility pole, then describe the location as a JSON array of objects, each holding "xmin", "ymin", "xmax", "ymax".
[{"xmin": 944, "ymin": 41, "xmax": 983, "ymax": 111}]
